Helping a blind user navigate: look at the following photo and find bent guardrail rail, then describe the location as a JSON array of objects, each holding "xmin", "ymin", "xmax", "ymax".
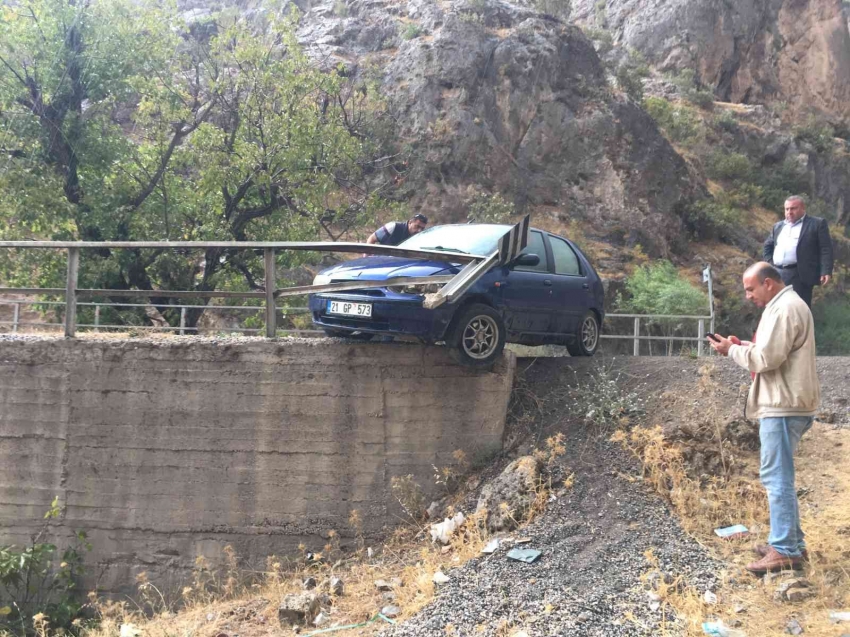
[{"xmin": 0, "ymin": 217, "xmax": 531, "ymax": 337}]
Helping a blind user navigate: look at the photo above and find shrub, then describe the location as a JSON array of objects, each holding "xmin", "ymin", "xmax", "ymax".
[
  {"xmin": 794, "ymin": 117, "xmax": 836, "ymax": 153},
  {"xmin": 616, "ymin": 261, "xmax": 709, "ymax": 317},
  {"xmin": 582, "ymin": 27, "xmax": 613, "ymax": 55},
  {"xmin": 667, "ymin": 69, "xmax": 715, "ymax": 110},
  {"xmin": 643, "ymin": 97, "xmax": 703, "ymax": 144},
  {"xmin": 684, "ymin": 198, "xmax": 743, "ymax": 238},
  {"xmin": 534, "ymin": 0, "xmax": 571, "ymax": 19},
  {"xmin": 401, "ymin": 22, "xmax": 422, "ymax": 40},
  {"xmin": 754, "ymin": 159, "xmax": 810, "ymax": 210},
  {"xmin": 615, "ymin": 50, "xmax": 650, "ymax": 102},
  {"xmin": 713, "ymin": 109, "xmax": 740, "ymax": 133},
  {"xmin": 466, "ymin": 192, "xmax": 514, "ymax": 223},
  {"xmin": 705, "ymin": 151, "xmax": 753, "ymax": 182},
  {"xmin": 812, "ymin": 296, "xmax": 850, "ymax": 354},
  {"xmin": 0, "ymin": 498, "xmax": 91, "ymax": 634}
]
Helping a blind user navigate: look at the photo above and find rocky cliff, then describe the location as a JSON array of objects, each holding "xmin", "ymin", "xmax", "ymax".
[
  {"xmin": 571, "ymin": 0, "xmax": 850, "ymax": 122},
  {"xmin": 296, "ymin": 0, "xmax": 706, "ymax": 259}
]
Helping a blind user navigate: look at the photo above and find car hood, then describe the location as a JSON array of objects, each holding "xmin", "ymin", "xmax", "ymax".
[{"xmin": 319, "ymin": 256, "xmax": 461, "ymax": 281}]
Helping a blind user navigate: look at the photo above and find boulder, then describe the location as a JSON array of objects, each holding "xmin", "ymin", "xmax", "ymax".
[
  {"xmin": 278, "ymin": 592, "xmax": 320, "ymax": 625},
  {"xmin": 476, "ymin": 456, "xmax": 541, "ymax": 532}
]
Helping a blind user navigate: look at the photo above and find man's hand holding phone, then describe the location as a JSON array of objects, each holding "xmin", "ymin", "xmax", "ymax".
[{"xmin": 706, "ymin": 333, "xmax": 739, "ymax": 356}]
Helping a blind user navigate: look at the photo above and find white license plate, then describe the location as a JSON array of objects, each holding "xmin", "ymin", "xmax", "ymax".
[{"xmin": 327, "ymin": 300, "xmax": 372, "ymax": 317}]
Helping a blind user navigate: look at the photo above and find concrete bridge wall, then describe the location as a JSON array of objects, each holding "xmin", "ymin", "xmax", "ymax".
[{"xmin": 0, "ymin": 336, "xmax": 513, "ymax": 594}]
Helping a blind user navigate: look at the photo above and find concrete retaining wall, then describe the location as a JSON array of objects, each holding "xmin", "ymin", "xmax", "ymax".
[{"xmin": 0, "ymin": 336, "xmax": 513, "ymax": 594}]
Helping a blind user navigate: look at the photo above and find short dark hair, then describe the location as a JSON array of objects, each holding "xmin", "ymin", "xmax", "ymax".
[
  {"xmin": 412, "ymin": 213, "xmax": 429, "ymax": 224},
  {"xmin": 752, "ymin": 262, "xmax": 783, "ymax": 284}
]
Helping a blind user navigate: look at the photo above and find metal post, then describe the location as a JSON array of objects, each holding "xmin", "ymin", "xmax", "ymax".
[
  {"xmin": 64, "ymin": 248, "xmax": 80, "ymax": 337},
  {"xmin": 698, "ymin": 319, "xmax": 705, "ymax": 357},
  {"xmin": 94, "ymin": 305, "xmax": 100, "ymax": 332},
  {"xmin": 180, "ymin": 307, "xmax": 187, "ymax": 336},
  {"xmin": 264, "ymin": 248, "xmax": 276, "ymax": 338},
  {"xmin": 12, "ymin": 303, "xmax": 19, "ymax": 333},
  {"xmin": 633, "ymin": 317, "xmax": 640, "ymax": 356},
  {"xmin": 706, "ymin": 265, "xmax": 716, "ymax": 336}
]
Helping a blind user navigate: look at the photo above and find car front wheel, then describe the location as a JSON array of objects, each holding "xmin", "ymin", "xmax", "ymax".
[
  {"xmin": 447, "ymin": 303, "xmax": 506, "ymax": 368},
  {"xmin": 567, "ymin": 311, "xmax": 600, "ymax": 357}
]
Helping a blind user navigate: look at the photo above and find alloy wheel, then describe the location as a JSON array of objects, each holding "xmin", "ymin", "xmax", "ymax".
[
  {"xmin": 461, "ymin": 315, "xmax": 499, "ymax": 360},
  {"xmin": 581, "ymin": 315, "xmax": 599, "ymax": 352}
]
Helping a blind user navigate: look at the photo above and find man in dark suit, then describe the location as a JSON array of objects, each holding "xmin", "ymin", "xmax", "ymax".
[{"xmin": 763, "ymin": 196, "xmax": 833, "ymax": 308}]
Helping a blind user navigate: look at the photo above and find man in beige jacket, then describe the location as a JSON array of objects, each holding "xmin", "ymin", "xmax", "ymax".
[{"xmin": 709, "ymin": 262, "xmax": 819, "ymax": 574}]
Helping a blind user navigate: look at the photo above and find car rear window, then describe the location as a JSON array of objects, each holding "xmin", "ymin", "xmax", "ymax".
[
  {"xmin": 549, "ymin": 236, "xmax": 582, "ymax": 276},
  {"xmin": 515, "ymin": 230, "xmax": 548, "ymax": 272}
]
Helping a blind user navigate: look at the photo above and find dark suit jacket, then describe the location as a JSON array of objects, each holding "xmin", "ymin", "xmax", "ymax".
[{"xmin": 763, "ymin": 215, "xmax": 834, "ymax": 286}]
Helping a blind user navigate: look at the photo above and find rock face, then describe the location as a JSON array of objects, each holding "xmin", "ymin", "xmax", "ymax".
[
  {"xmin": 571, "ymin": 0, "xmax": 850, "ymax": 121},
  {"xmin": 297, "ymin": 0, "xmax": 706, "ymax": 258}
]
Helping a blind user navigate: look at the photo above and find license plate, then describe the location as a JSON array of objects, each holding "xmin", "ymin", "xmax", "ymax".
[{"xmin": 327, "ymin": 300, "xmax": 372, "ymax": 317}]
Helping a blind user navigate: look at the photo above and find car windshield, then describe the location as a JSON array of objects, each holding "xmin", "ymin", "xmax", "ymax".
[{"xmin": 400, "ymin": 224, "xmax": 509, "ymax": 256}]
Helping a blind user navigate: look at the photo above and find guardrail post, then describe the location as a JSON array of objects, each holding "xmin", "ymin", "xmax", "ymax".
[
  {"xmin": 698, "ymin": 318, "xmax": 705, "ymax": 357},
  {"xmin": 264, "ymin": 248, "xmax": 276, "ymax": 338},
  {"xmin": 633, "ymin": 317, "xmax": 640, "ymax": 356},
  {"xmin": 64, "ymin": 248, "xmax": 79, "ymax": 337},
  {"xmin": 12, "ymin": 302, "xmax": 20, "ymax": 333},
  {"xmin": 94, "ymin": 304, "xmax": 100, "ymax": 332},
  {"xmin": 179, "ymin": 307, "xmax": 187, "ymax": 336}
]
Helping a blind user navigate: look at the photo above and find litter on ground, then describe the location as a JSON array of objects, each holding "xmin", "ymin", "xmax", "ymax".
[
  {"xmin": 506, "ymin": 548, "xmax": 542, "ymax": 563},
  {"xmin": 714, "ymin": 524, "xmax": 749, "ymax": 539}
]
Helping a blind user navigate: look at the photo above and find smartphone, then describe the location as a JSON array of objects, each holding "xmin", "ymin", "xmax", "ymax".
[{"xmin": 706, "ymin": 333, "xmax": 721, "ymax": 342}]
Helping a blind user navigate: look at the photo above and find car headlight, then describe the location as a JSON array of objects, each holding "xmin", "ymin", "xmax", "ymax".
[
  {"xmin": 312, "ymin": 274, "xmax": 332, "ymax": 286},
  {"xmin": 388, "ymin": 283, "xmax": 443, "ymax": 295}
]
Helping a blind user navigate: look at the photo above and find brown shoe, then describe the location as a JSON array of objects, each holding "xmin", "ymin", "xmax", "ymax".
[
  {"xmin": 746, "ymin": 547, "xmax": 803, "ymax": 574},
  {"xmin": 753, "ymin": 544, "xmax": 809, "ymax": 561}
]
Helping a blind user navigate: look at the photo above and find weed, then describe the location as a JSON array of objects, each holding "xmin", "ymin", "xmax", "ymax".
[
  {"xmin": 614, "ymin": 50, "xmax": 650, "ymax": 102},
  {"xmin": 643, "ymin": 97, "xmax": 704, "ymax": 145},
  {"xmin": 466, "ymin": 192, "xmax": 514, "ymax": 223},
  {"xmin": 560, "ymin": 364, "xmax": 645, "ymax": 431},
  {"xmin": 533, "ymin": 0, "xmax": 571, "ymax": 20},
  {"xmin": 0, "ymin": 498, "xmax": 91, "ymax": 635},
  {"xmin": 333, "ymin": 0, "xmax": 349, "ymax": 17},
  {"xmin": 401, "ymin": 23, "xmax": 422, "ymax": 40},
  {"xmin": 391, "ymin": 475, "xmax": 426, "ymax": 522}
]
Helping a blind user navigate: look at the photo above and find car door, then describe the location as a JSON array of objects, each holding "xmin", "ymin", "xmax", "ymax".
[
  {"xmin": 498, "ymin": 230, "xmax": 554, "ymax": 343},
  {"xmin": 547, "ymin": 234, "xmax": 591, "ymax": 336}
]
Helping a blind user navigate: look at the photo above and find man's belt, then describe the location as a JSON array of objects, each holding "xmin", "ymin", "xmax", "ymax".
[{"xmin": 774, "ymin": 263, "xmax": 797, "ymax": 269}]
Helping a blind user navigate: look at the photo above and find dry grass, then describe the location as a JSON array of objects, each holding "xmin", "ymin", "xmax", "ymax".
[
  {"xmin": 73, "ymin": 438, "xmax": 568, "ymax": 637},
  {"xmin": 613, "ymin": 364, "xmax": 850, "ymax": 637}
]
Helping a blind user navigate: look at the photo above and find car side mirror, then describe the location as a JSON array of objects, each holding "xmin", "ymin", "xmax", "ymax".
[{"xmin": 513, "ymin": 253, "xmax": 540, "ymax": 267}]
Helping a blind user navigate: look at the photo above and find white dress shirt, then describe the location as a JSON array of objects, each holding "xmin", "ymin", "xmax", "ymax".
[{"xmin": 773, "ymin": 216, "xmax": 805, "ymax": 266}]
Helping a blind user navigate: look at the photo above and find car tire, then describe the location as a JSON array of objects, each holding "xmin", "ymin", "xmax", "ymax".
[
  {"xmin": 447, "ymin": 303, "xmax": 506, "ymax": 368},
  {"xmin": 322, "ymin": 328, "xmax": 374, "ymax": 341},
  {"xmin": 566, "ymin": 311, "xmax": 600, "ymax": 357}
]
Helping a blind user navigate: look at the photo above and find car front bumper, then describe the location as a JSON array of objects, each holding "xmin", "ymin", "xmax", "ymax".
[{"xmin": 309, "ymin": 291, "xmax": 455, "ymax": 341}]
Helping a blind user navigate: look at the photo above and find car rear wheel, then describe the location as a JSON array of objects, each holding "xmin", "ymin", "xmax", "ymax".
[
  {"xmin": 567, "ymin": 311, "xmax": 599, "ymax": 357},
  {"xmin": 322, "ymin": 328, "xmax": 374, "ymax": 341},
  {"xmin": 447, "ymin": 303, "xmax": 506, "ymax": 368}
]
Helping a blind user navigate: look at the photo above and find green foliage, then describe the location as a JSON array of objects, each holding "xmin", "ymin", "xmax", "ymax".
[
  {"xmin": 614, "ymin": 50, "xmax": 650, "ymax": 102},
  {"xmin": 582, "ymin": 27, "xmax": 614, "ymax": 55},
  {"xmin": 0, "ymin": 0, "xmax": 399, "ymax": 329},
  {"xmin": 0, "ymin": 498, "xmax": 91, "ymax": 635},
  {"xmin": 793, "ymin": 117, "xmax": 836, "ymax": 153},
  {"xmin": 684, "ymin": 198, "xmax": 743, "ymax": 238},
  {"xmin": 705, "ymin": 151, "xmax": 754, "ymax": 182},
  {"xmin": 667, "ymin": 69, "xmax": 715, "ymax": 110},
  {"xmin": 401, "ymin": 22, "xmax": 422, "ymax": 40},
  {"xmin": 713, "ymin": 109, "xmax": 740, "ymax": 133},
  {"xmin": 753, "ymin": 159, "xmax": 810, "ymax": 211},
  {"xmin": 333, "ymin": 0, "xmax": 349, "ymax": 17},
  {"xmin": 594, "ymin": 0, "xmax": 608, "ymax": 27},
  {"xmin": 812, "ymin": 296, "xmax": 850, "ymax": 355},
  {"xmin": 617, "ymin": 261, "xmax": 709, "ymax": 317},
  {"xmin": 466, "ymin": 192, "xmax": 514, "ymax": 223},
  {"xmin": 643, "ymin": 97, "xmax": 703, "ymax": 144},
  {"xmin": 534, "ymin": 0, "xmax": 571, "ymax": 19}
]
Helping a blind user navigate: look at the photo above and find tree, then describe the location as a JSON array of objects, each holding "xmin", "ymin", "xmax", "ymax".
[
  {"xmin": 616, "ymin": 261, "xmax": 709, "ymax": 354},
  {"xmin": 0, "ymin": 0, "xmax": 401, "ymax": 328}
]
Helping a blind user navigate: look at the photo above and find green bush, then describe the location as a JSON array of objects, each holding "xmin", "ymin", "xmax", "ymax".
[
  {"xmin": 0, "ymin": 498, "xmax": 91, "ymax": 635},
  {"xmin": 643, "ymin": 97, "xmax": 703, "ymax": 144},
  {"xmin": 668, "ymin": 69, "xmax": 714, "ymax": 110},
  {"xmin": 684, "ymin": 198, "xmax": 743, "ymax": 238},
  {"xmin": 794, "ymin": 117, "xmax": 836, "ymax": 154},
  {"xmin": 401, "ymin": 23, "xmax": 423, "ymax": 40},
  {"xmin": 705, "ymin": 151, "xmax": 753, "ymax": 182},
  {"xmin": 812, "ymin": 296, "xmax": 850, "ymax": 355},
  {"xmin": 534, "ymin": 0, "xmax": 571, "ymax": 19},
  {"xmin": 582, "ymin": 27, "xmax": 613, "ymax": 55},
  {"xmin": 754, "ymin": 159, "xmax": 810, "ymax": 210},
  {"xmin": 616, "ymin": 261, "xmax": 709, "ymax": 317},
  {"xmin": 466, "ymin": 192, "xmax": 514, "ymax": 223},
  {"xmin": 615, "ymin": 50, "xmax": 650, "ymax": 102},
  {"xmin": 713, "ymin": 110, "xmax": 740, "ymax": 133}
]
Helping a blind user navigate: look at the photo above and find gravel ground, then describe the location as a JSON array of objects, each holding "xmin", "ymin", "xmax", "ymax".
[{"xmin": 382, "ymin": 355, "xmax": 850, "ymax": 637}]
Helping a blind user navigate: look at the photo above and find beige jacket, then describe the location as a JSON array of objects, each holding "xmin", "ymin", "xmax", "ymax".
[{"xmin": 729, "ymin": 286, "xmax": 820, "ymax": 419}]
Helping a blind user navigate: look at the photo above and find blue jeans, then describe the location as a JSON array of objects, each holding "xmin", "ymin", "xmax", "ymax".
[{"xmin": 759, "ymin": 416, "xmax": 813, "ymax": 557}]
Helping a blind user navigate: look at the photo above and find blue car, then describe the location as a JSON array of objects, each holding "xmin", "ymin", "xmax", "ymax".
[{"xmin": 309, "ymin": 224, "xmax": 605, "ymax": 367}]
